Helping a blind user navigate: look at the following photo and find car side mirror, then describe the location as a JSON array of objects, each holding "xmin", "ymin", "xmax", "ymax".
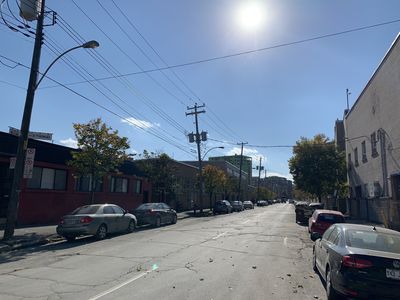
[{"xmin": 311, "ymin": 232, "xmax": 322, "ymax": 242}]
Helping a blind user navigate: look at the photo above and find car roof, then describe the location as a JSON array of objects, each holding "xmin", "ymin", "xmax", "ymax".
[
  {"xmin": 336, "ymin": 223, "xmax": 400, "ymax": 235},
  {"xmin": 315, "ymin": 209, "xmax": 344, "ymax": 216}
]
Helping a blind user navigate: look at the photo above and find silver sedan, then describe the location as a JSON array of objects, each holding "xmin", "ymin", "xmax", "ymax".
[{"xmin": 57, "ymin": 204, "xmax": 137, "ymax": 241}]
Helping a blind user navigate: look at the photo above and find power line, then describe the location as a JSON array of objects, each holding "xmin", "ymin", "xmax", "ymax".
[
  {"xmin": 47, "ymin": 18, "xmax": 400, "ymax": 83},
  {"xmin": 0, "ymin": 53, "xmax": 197, "ymax": 157},
  {"xmin": 106, "ymin": 0, "xmax": 241, "ymax": 142}
]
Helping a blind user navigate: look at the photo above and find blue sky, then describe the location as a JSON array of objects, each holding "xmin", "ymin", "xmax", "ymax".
[{"xmin": 1, "ymin": 0, "xmax": 400, "ymax": 179}]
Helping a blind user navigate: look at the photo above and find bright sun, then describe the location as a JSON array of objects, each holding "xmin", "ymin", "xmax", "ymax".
[{"xmin": 236, "ymin": 1, "xmax": 266, "ymax": 32}]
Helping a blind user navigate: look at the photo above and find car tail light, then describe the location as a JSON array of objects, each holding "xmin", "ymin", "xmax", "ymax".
[
  {"xmin": 80, "ymin": 216, "xmax": 93, "ymax": 224},
  {"xmin": 342, "ymin": 255, "xmax": 373, "ymax": 269}
]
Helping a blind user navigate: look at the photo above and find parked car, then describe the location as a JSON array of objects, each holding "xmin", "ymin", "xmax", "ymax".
[
  {"xmin": 57, "ymin": 204, "xmax": 137, "ymax": 241},
  {"xmin": 257, "ymin": 200, "xmax": 267, "ymax": 206},
  {"xmin": 213, "ymin": 200, "xmax": 233, "ymax": 214},
  {"xmin": 231, "ymin": 200, "xmax": 244, "ymax": 212},
  {"xmin": 132, "ymin": 203, "xmax": 177, "ymax": 227},
  {"xmin": 308, "ymin": 210, "xmax": 345, "ymax": 237},
  {"xmin": 243, "ymin": 201, "xmax": 254, "ymax": 209},
  {"xmin": 295, "ymin": 201, "xmax": 309, "ymax": 223},
  {"xmin": 313, "ymin": 224, "xmax": 400, "ymax": 300},
  {"xmin": 296, "ymin": 202, "xmax": 324, "ymax": 223}
]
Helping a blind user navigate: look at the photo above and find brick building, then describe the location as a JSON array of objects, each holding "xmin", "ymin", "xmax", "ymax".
[{"xmin": 0, "ymin": 131, "xmax": 151, "ymax": 225}]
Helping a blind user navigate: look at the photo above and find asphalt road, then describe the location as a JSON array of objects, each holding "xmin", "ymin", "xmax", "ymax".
[{"xmin": 0, "ymin": 204, "xmax": 327, "ymax": 300}]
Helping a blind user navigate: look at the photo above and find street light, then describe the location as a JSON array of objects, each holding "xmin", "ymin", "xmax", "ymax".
[
  {"xmin": 3, "ymin": 37, "xmax": 100, "ymax": 240},
  {"xmin": 202, "ymin": 146, "xmax": 224, "ymax": 161},
  {"xmin": 36, "ymin": 40, "xmax": 99, "ymax": 88}
]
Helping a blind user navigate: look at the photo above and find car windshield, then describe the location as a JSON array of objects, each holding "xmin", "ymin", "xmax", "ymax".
[
  {"xmin": 136, "ymin": 203, "xmax": 157, "ymax": 210},
  {"xmin": 317, "ymin": 214, "xmax": 344, "ymax": 223},
  {"xmin": 346, "ymin": 230, "xmax": 400, "ymax": 253},
  {"xmin": 71, "ymin": 205, "xmax": 101, "ymax": 215}
]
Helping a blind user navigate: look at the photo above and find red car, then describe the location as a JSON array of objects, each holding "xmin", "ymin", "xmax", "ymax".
[{"xmin": 308, "ymin": 209, "xmax": 345, "ymax": 237}]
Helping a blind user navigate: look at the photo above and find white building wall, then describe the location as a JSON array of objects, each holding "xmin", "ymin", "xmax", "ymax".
[{"xmin": 345, "ymin": 34, "xmax": 400, "ymax": 224}]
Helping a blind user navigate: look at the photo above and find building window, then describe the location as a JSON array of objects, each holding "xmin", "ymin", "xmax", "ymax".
[
  {"xmin": 76, "ymin": 175, "xmax": 102, "ymax": 192},
  {"xmin": 354, "ymin": 148, "xmax": 359, "ymax": 167},
  {"xmin": 371, "ymin": 132, "xmax": 379, "ymax": 158},
  {"xmin": 110, "ymin": 177, "xmax": 128, "ymax": 193},
  {"xmin": 135, "ymin": 180, "xmax": 142, "ymax": 194},
  {"xmin": 27, "ymin": 167, "xmax": 67, "ymax": 190},
  {"xmin": 361, "ymin": 141, "xmax": 367, "ymax": 163},
  {"xmin": 374, "ymin": 181, "xmax": 381, "ymax": 197}
]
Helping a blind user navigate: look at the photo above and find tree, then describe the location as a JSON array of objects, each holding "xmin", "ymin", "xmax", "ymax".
[
  {"xmin": 136, "ymin": 151, "xmax": 178, "ymax": 204},
  {"xmin": 68, "ymin": 118, "xmax": 129, "ymax": 203},
  {"xmin": 289, "ymin": 134, "xmax": 346, "ymax": 202},
  {"xmin": 203, "ymin": 165, "xmax": 227, "ymax": 208}
]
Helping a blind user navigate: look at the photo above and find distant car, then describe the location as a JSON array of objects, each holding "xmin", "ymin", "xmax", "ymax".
[
  {"xmin": 313, "ymin": 224, "xmax": 400, "ymax": 300},
  {"xmin": 243, "ymin": 201, "xmax": 254, "ymax": 209},
  {"xmin": 295, "ymin": 201, "xmax": 309, "ymax": 223},
  {"xmin": 57, "ymin": 204, "xmax": 137, "ymax": 241},
  {"xmin": 213, "ymin": 200, "xmax": 233, "ymax": 214},
  {"xmin": 132, "ymin": 203, "xmax": 177, "ymax": 227},
  {"xmin": 308, "ymin": 210, "xmax": 345, "ymax": 237},
  {"xmin": 257, "ymin": 200, "xmax": 267, "ymax": 207},
  {"xmin": 231, "ymin": 201, "xmax": 244, "ymax": 212}
]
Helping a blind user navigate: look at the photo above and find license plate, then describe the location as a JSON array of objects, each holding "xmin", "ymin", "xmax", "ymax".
[
  {"xmin": 65, "ymin": 219, "xmax": 79, "ymax": 225},
  {"xmin": 386, "ymin": 269, "xmax": 400, "ymax": 280}
]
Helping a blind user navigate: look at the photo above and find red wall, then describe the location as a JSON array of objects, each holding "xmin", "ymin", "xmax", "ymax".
[{"xmin": 16, "ymin": 161, "xmax": 152, "ymax": 225}]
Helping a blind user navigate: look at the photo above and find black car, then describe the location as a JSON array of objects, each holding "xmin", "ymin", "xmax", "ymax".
[
  {"xmin": 231, "ymin": 200, "xmax": 244, "ymax": 212},
  {"xmin": 132, "ymin": 203, "xmax": 177, "ymax": 227},
  {"xmin": 313, "ymin": 224, "xmax": 400, "ymax": 299},
  {"xmin": 213, "ymin": 200, "xmax": 232, "ymax": 214},
  {"xmin": 257, "ymin": 200, "xmax": 267, "ymax": 206}
]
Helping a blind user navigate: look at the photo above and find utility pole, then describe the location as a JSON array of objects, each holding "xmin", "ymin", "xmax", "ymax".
[
  {"xmin": 237, "ymin": 142, "xmax": 247, "ymax": 202},
  {"xmin": 3, "ymin": 0, "xmax": 46, "ymax": 240},
  {"xmin": 256, "ymin": 157, "xmax": 263, "ymax": 201},
  {"xmin": 346, "ymin": 88, "xmax": 351, "ymax": 111},
  {"xmin": 186, "ymin": 103, "xmax": 206, "ymax": 213}
]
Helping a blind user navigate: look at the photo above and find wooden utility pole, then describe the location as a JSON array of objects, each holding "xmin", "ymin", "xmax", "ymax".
[
  {"xmin": 4, "ymin": 0, "xmax": 46, "ymax": 240},
  {"xmin": 237, "ymin": 142, "xmax": 248, "ymax": 202},
  {"xmin": 186, "ymin": 103, "xmax": 206, "ymax": 213}
]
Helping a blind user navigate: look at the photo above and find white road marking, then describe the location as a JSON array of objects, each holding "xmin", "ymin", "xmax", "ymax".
[
  {"xmin": 88, "ymin": 266, "xmax": 157, "ymax": 300},
  {"xmin": 242, "ymin": 220, "xmax": 250, "ymax": 224},
  {"xmin": 283, "ymin": 237, "xmax": 288, "ymax": 246},
  {"xmin": 212, "ymin": 231, "xmax": 228, "ymax": 240}
]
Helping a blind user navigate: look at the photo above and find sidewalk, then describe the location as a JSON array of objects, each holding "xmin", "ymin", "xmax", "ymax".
[
  {"xmin": 0, "ymin": 209, "xmax": 211, "ymax": 253},
  {"xmin": 0, "ymin": 225, "xmax": 61, "ymax": 253}
]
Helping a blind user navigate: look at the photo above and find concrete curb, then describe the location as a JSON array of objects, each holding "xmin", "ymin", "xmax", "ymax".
[{"xmin": 0, "ymin": 234, "xmax": 63, "ymax": 254}]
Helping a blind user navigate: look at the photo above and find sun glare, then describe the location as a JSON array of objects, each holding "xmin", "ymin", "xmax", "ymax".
[{"xmin": 236, "ymin": 1, "xmax": 266, "ymax": 32}]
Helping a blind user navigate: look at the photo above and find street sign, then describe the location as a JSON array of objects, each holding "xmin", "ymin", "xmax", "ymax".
[
  {"xmin": 9, "ymin": 126, "xmax": 53, "ymax": 141},
  {"xmin": 23, "ymin": 148, "xmax": 36, "ymax": 179}
]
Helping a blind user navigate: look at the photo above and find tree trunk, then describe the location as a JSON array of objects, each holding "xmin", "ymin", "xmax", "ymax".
[
  {"xmin": 91, "ymin": 174, "xmax": 96, "ymax": 204},
  {"xmin": 209, "ymin": 191, "xmax": 213, "ymax": 209}
]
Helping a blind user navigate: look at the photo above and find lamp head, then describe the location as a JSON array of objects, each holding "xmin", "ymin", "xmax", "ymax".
[{"xmin": 82, "ymin": 40, "xmax": 99, "ymax": 49}]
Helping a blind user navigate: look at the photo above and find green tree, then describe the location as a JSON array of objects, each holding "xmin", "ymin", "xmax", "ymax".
[
  {"xmin": 203, "ymin": 165, "xmax": 227, "ymax": 208},
  {"xmin": 136, "ymin": 151, "xmax": 178, "ymax": 204},
  {"xmin": 289, "ymin": 134, "xmax": 346, "ymax": 202},
  {"xmin": 68, "ymin": 118, "xmax": 130, "ymax": 203}
]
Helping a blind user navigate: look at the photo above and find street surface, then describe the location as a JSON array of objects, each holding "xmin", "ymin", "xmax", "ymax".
[{"xmin": 0, "ymin": 204, "xmax": 326, "ymax": 300}]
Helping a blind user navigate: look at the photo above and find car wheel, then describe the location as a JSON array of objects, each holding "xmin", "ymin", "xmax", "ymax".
[
  {"xmin": 326, "ymin": 267, "xmax": 339, "ymax": 300},
  {"xmin": 127, "ymin": 220, "xmax": 136, "ymax": 233},
  {"xmin": 65, "ymin": 235, "xmax": 76, "ymax": 242},
  {"xmin": 171, "ymin": 214, "xmax": 177, "ymax": 224},
  {"xmin": 96, "ymin": 224, "xmax": 107, "ymax": 240},
  {"xmin": 154, "ymin": 216, "xmax": 161, "ymax": 227}
]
